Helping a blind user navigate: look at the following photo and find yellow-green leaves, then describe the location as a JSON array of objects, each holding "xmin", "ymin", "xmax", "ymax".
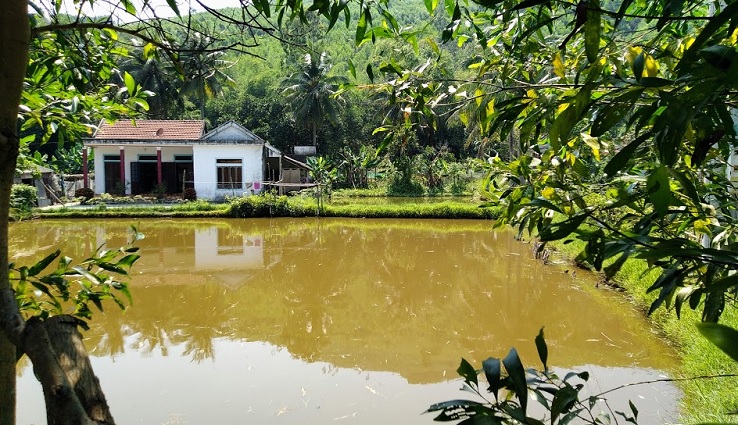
[
  {"xmin": 626, "ymin": 47, "xmax": 659, "ymax": 80},
  {"xmin": 553, "ymin": 52, "xmax": 566, "ymax": 78},
  {"xmin": 647, "ymin": 165, "xmax": 672, "ymax": 217}
]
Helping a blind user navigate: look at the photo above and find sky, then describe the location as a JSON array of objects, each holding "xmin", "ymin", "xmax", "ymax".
[{"xmin": 52, "ymin": 0, "xmax": 246, "ymax": 21}]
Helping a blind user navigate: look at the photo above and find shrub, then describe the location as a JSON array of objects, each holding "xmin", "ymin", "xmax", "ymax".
[
  {"xmin": 387, "ymin": 177, "xmax": 424, "ymax": 196},
  {"xmin": 75, "ymin": 187, "xmax": 95, "ymax": 202},
  {"xmin": 228, "ymin": 193, "xmax": 309, "ymax": 217},
  {"xmin": 152, "ymin": 182, "xmax": 167, "ymax": 200},
  {"xmin": 11, "ymin": 184, "xmax": 38, "ymax": 216},
  {"xmin": 183, "ymin": 187, "xmax": 197, "ymax": 201}
]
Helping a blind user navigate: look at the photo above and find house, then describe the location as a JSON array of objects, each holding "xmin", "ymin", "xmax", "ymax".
[{"xmin": 84, "ymin": 119, "xmax": 310, "ymax": 200}]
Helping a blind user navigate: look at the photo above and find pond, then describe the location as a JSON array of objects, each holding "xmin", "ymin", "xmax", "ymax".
[{"xmin": 10, "ymin": 218, "xmax": 680, "ymax": 425}]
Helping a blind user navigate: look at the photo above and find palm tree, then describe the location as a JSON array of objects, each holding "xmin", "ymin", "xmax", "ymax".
[
  {"xmin": 119, "ymin": 42, "xmax": 182, "ymax": 119},
  {"xmin": 282, "ymin": 52, "xmax": 347, "ymax": 149},
  {"xmin": 178, "ymin": 32, "xmax": 236, "ymax": 120}
]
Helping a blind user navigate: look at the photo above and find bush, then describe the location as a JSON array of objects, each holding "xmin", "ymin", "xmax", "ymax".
[
  {"xmin": 152, "ymin": 182, "xmax": 167, "ymax": 200},
  {"xmin": 11, "ymin": 184, "xmax": 38, "ymax": 217},
  {"xmin": 183, "ymin": 187, "xmax": 197, "ymax": 201},
  {"xmin": 228, "ymin": 193, "xmax": 309, "ymax": 217},
  {"xmin": 387, "ymin": 177, "xmax": 424, "ymax": 196},
  {"xmin": 75, "ymin": 187, "xmax": 95, "ymax": 202}
]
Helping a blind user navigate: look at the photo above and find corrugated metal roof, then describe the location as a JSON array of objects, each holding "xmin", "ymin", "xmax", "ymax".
[{"xmin": 93, "ymin": 120, "xmax": 205, "ymax": 140}]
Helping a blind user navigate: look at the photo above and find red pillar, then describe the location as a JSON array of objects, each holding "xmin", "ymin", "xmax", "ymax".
[
  {"xmin": 156, "ymin": 147, "xmax": 163, "ymax": 185},
  {"xmin": 82, "ymin": 147, "xmax": 89, "ymax": 189},
  {"xmin": 119, "ymin": 146, "xmax": 126, "ymax": 194}
]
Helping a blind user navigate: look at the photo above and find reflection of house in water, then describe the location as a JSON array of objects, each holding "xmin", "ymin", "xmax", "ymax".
[
  {"xmin": 194, "ymin": 228, "xmax": 264, "ymax": 289},
  {"xmin": 93, "ymin": 225, "xmax": 265, "ymax": 290}
]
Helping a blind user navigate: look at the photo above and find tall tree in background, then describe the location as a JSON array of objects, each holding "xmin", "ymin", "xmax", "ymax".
[
  {"xmin": 178, "ymin": 31, "xmax": 236, "ymax": 120},
  {"xmin": 119, "ymin": 41, "xmax": 183, "ymax": 119},
  {"xmin": 283, "ymin": 52, "xmax": 347, "ymax": 149}
]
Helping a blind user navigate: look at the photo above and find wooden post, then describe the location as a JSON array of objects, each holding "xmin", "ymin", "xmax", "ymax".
[
  {"xmin": 156, "ymin": 147, "xmax": 162, "ymax": 185},
  {"xmin": 82, "ymin": 147, "xmax": 88, "ymax": 189},
  {"xmin": 118, "ymin": 146, "xmax": 125, "ymax": 194}
]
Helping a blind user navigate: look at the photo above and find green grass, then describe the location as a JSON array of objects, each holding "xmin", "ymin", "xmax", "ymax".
[
  {"xmin": 36, "ymin": 201, "xmax": 230, "ymax": 218},
  {"xmin": 35, "ymin": 195, "xmax": 500, "ymax": 220},
  {"xmin": 226, "ymin": 193, "xmax": 499, "ymax": 219},
  {"xmin": 551, "ymin": 239, "xmax": 738, "ymax": 423}
]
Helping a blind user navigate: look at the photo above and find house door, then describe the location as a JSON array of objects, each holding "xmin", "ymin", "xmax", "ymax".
[
  {"xmin": 104, "ymin": 162, "xmax": 121, "ymax": 194},
  {"xmin": 134, "ymin": 162, "xmax": 158, "ymax": 194}
]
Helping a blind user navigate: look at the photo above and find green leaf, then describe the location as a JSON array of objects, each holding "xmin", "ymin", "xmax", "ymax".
[
  {"xmin": 697, "ymin": 323, "xmax": 738, "ymax": 362},
  {"xmin": 355, "ymin": 9, "xmax": 368, "ymax": 45},
  {"xmin": 535, "ymin": 327, "xmax": 548, "ymax": 370},
  {"xmin": 512, "ymin": 0, "xmax": 550, "ymax": 11},
  {"xmin": 123, "ymin": 71, "xmax": 136, "ymax": 95},
  {"xmin": 457, "ymin": 358, "xmax": 479, "ymax": 388},
  {"xmin": 348, "ymin": 59, "xmax": 356, "ymax": 79},
  {"xmin": 591, "ymin": 89, "xmax": 643, "ymax": 137},
  {"xmin": 424, "ymin": 0, "xmax": 439, "ymax": 13},
  {"xmin": 116, "ymin": 254, "xmax": 140, "ymax": 269},
  {"xmin": 525, "ymin": 198, "xmax": 563, "ymax": 214},
  {"xmin": 549, "ymin": 105, "xmax": 576, "ymax": 150},
  {"xmin": 551, "ymin": 384, "xmax": 579, "ymax": 424},
  {"xmin": 425, "ymin": 399, "xmax": 483, "ymax": 421},
  {"xmin": 632, "ymin": 53, "xmax": 645, "ymax": 81},
  {"xmin": 482, "ymin": 357, "xmax": 502, "ymax": 400},
  {"xmin": 366, "ymin": 63, "xmax": 374, "ymax": 83},
  {"xmin": 706, "ymin": 274, "xmax": 738, "ymax": 294},
  {"xmin": 603, "ymin": 134, "xmax": 648, "ymax": 176},
  {"xmin": 165, "ymin": 0, "xmax": 181, "ymax": 16},
  {"xmin": 638, "ymin": 77, "xmax": 673, "ymax": 88},
  {"xmin": 646, "ymin": 166, "xmax": 671, "ymax": 217},
  {"xmin": 28, "ymin": 250, "xmax": 61, "ymax": 276},
  {"xmin": 584, "ymin": 0, "xmax": 601, "ymax": 63},
  {"xmin": 502, "ymin": 348, "xmax": 528, "ymax": 415},
  {"xmin": 97, "ymin": 262, "xmax": 128, "ymax": 275},
  {"xmin": 539, "ymin": 213, "xmax": 589, "ymax": 241}
]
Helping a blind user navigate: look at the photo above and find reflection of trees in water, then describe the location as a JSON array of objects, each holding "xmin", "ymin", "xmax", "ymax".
[{"xmin": 83, "ymin": 283, "xmax": 237, "ymax": 362}]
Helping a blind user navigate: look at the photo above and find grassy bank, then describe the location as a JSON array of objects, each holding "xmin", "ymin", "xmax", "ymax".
[
  {"xmin": 552, "ymin": 240, "xmax": 738, "ymax": 423},
  {"xmin": 35, "ymin": 193, "xmax": 499, "ymax": 220}
]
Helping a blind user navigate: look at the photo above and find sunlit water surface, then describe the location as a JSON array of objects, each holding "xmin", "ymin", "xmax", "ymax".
[{"xmin": 10, "ymin": 218, "xmax": 680, "ymax": 424}]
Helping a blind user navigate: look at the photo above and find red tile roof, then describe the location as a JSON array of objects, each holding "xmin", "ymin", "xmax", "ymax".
[{"xmin": 93, "ymin": 120, "xmax": 205, "ymax": 140}]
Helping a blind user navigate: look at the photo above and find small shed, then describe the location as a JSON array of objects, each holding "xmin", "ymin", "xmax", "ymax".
[{"xmin": 15, "ymin": 166, "xmax": 60, "ymax": 207}]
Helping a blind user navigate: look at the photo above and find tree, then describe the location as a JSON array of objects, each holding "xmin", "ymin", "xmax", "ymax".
[
  {"xmin": 283, "ymin": 51, "xmax": 348, "ymax": 149},
  {"xmin": 178, "ymin": 31, "xmax": 236, "ymax": 120},
  {"xmin": 118, "ymin": 40, "xmax": 183, "ymax": 119}
]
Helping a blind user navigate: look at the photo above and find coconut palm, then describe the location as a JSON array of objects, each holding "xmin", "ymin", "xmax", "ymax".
[
  {"xmin": 118, "ymin": 42, "xmax": 182, "ymax": 119},
  {"xmin": 178, "ymin": 32, "xmax": 236, "ymax": 120},
  {"xmin": 282, "ymin": 52, "xmax": 347, "ymax": 149}
]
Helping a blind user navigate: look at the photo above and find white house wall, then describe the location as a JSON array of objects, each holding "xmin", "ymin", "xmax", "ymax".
[
  {"xmin": 91, "ymin": 145, "xmax": 193, "ymax": 195},
  {"xmin": 192, "ymin": 144, "xmax": 263, "ymax": 200},
  {"xmin": 193, "ymin": 227, "xmax": 264, "ymax": 270}
]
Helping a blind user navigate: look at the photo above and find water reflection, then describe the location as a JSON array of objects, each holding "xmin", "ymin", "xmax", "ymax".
[{"xmin": 11, "ymin": 218, "xmax": 680, "ymax": 424}]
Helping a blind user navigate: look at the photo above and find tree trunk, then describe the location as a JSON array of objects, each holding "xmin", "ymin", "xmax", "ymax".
[
  {"xmin": 0, "ymin": 334, "xmax": 15, "ymax": 425},
  {"xmin": 312, "ymin": 121, "xmax": 317, "ymax": 150},
  {"xmin": 37, "ymin": 316, "xmax": 115, "ymax": 425},
  {"xmin": 1, "ymin": 3, "xmax": 116, "ymax": 425},
  {"xmin": 0, "ymin": 2, "xmax": 30, "ymax": 424}
]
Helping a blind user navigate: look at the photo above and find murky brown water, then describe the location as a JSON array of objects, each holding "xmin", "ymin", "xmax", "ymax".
[{"xmin": 11, "ymin": 218, "xmax": 680, "ymax": 424}]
